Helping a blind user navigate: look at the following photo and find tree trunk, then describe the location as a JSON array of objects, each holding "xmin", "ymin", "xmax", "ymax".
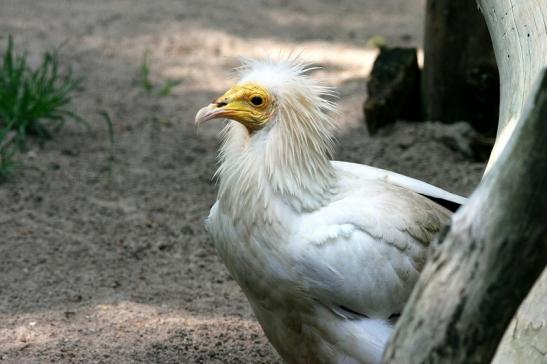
[
  {"xmin": 383, "ymin": 69, "xmax": 547, "ymax": 364},
  {"xmin": 423, "ymin": 0, "xmax": 498, "ymax": 134},
  {"xmin": 477, "ymin": 2, "xmax": 547, "ymax": 360},
  {"xmin": 383, "ymin": 2, "xmax": 547, "ymax": 362},
  {"xmin": 482, "ymin": 0, "xmax": 547, "ymax": 173},
  {"xmin": 493, "ymin": 269, "xmax": 547, "ymax": 364},
  {"xmin": 385, "ymin": 0, "xmax": 547, "ymax": 363}
]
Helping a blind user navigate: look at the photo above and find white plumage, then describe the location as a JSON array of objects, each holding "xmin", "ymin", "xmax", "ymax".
[{"xmin": 195, "ymin": 57, "xmax": 465, "ymax": 364}]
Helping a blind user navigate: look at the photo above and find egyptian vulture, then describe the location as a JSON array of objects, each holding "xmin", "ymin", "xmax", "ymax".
[{"xmin": 195, "ymin": 57, "xmax": 466, "ymax": 364}]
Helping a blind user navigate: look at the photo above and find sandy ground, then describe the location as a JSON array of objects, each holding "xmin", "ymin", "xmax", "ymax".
[{"xmin": 0, "ymin": 1, "xmax": 486, "ymax": 363}]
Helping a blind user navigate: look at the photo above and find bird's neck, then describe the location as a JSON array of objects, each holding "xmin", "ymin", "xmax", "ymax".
[{"xmin": 216, "ymin": 120, "xmax": 336, "ymax": 217}]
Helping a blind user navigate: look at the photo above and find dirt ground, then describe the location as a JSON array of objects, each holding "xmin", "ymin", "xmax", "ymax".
[{"xmin": 0, "ymin": 1, "xmax": 485, "ymax": 363}]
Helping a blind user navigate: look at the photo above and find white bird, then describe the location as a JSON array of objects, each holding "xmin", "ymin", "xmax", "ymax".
[{"xmin": 195, "ymin": 57, "xmax": 466, "ymax": 364}]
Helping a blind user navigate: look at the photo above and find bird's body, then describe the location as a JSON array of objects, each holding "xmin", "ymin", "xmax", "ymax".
[{"xmin": 196, "ymin": 58, "xmax": 465, "ymax": 364}]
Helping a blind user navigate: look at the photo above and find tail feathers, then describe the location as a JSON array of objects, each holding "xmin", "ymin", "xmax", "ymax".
[
  {"xmin": 322, "ymin": 317, "xmax": 393, "ymax": 364},
  {"xmin": 351, "ymin": 318, "xmax": 392, "ymax": 364}
]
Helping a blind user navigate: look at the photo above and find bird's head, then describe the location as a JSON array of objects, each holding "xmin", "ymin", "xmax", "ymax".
[
  {"xmin": 195, "ymin": 82, "xmax": 274, "ymax": 132},
  {"xmin": 195, "ymin": 57, "xmax": 337, "ymax": 211},
  {"xmin": 195, "ymin": 57, "xmax": 336, "ymax": 136}
]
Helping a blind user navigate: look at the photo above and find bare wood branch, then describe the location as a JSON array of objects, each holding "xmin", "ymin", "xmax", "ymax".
[
  {"xmin": 493, "ymin": 269, "xmax": 547, "ymax": 363},
  {"xmin": 480, "ymin": 0, "xmax": 547, "ymax": 173},
  {"xmin": 478, "ymin": 2, "xmax": 547, "ymax": 359},
  {"xmin": 383, "ymin": 70, "xmax": 547, "ymax": 364}
]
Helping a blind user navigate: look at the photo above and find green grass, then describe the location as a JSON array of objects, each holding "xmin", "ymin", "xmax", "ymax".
[
  {"xmin": 138, "ymin": 49, "xmax": 181, "ymax": 96},
  {"xmin": 139, "ymin": 50, "xmax": 154, "ymax": 93},
  {"xmin": 366, "ymin": 35, "xmax": 387, "ymax": 49},
  {"xmin": 0, "ymin": 129, "xmax": 18, "ymax": 181},
  {"xmin": 0, "ymin": 35, "xmax": 85, "ymax": 180},
  {"xmin": 158, "ymin": 78, "xmax": 181, "ymax": 96},
  {"xmin": 99, "ymin": 110, "xmax": 115, "ymax": 181}
]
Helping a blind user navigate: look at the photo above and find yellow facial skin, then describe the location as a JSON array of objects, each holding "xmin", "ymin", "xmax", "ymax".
[{"xmin": 195, "ymin": 83, "xmax": 274, "ymax": 132}]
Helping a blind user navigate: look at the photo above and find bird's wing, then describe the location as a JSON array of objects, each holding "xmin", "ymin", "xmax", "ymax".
[
  {"xmin": 291, "ymin": 170, "xmax": 452, "ymax": 320},
  {"xmin": 332, "ymin": 161, "xmax": 467, "ymax": 211}
]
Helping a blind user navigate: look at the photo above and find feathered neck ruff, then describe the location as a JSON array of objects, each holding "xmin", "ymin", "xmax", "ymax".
[{"xmin": 215, "ymin": 58, "xmax": 337, "ymax": 218}]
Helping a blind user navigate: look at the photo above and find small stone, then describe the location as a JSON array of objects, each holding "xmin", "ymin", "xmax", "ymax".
[
  {"xmin": 69, "ymin": 294, "xmax": 83, "ymax": 303},
  {"xmin": 48, "ymin": 162, "xmax": 61, "ymax": 170},
  {"xmin": 61, "ymin": 148, "xmax": 80, "ymax": 157}
]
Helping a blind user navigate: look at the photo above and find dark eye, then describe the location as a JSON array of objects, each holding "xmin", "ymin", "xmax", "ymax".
[{"xmin": 250, "ymin": 96, "xmax": 263, "ymax": 106}]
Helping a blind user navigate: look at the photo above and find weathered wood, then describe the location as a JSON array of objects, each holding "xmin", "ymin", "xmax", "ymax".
[
  {"xmin": 480, "ymin": 3, "xmax": 547, "ymax": 359},
  {"xmin": 493, "ymin": 269, "xmax": 547, "ymax": 364},
  {"xmin": 423, "ymin": 0, "xmax": 498, "ymax": 134},
  {"xmin": 383, "ymin": 70, "xmax": 547, "ymax": 364},
  {"xmin": 480, "ymin": 0, "xmax": 547, "ymax": 172}
]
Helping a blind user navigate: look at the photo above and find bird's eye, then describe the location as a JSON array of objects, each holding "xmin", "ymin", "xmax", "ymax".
[{"xmin": 250, "ymin": 96, "xmax": 264, "ymax": 106}]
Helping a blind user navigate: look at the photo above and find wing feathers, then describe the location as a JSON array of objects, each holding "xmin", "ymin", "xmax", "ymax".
[
  {"xmin": 332, "ymin": 161, "xmax": 467, "ymax": 208},
  {"xmin": 293, "ymin": 163, "xmax": 458, "ymax": 321},
  {"xmin": 419, "ymin": 194, "xmax": 461, "ymax": 212}
]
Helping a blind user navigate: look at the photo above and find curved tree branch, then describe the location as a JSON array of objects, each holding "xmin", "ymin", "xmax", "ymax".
[
  {"xmin": 383, "ymin": 69, "xmax": 547, "ymax": 364},
  {"xmin": 383, "ymin": 2, "xmax": 547, "ymax": 362},
  {"xmin": 482, "ymin": 0, "xmax": 547, "ymax": 173}
]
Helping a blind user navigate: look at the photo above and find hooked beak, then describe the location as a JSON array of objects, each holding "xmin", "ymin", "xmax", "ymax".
[
  {"xmin": 194, "ymin": 83, "xmax": 270, "ymax": 131},
  {"xmin": 194, "ymin": 102, "xmax": 230, "ymax": 127}
]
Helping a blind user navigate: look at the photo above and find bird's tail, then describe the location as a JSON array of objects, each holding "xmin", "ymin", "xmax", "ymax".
[{"xmin": 328, "ymin": 317, "xmax": 393, "ymax": 364}]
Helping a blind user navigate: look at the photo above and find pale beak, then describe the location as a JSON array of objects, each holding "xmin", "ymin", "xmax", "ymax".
[{"xmin": 194, "ymin": 103, "xmax": 228, "ymax": 127}]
